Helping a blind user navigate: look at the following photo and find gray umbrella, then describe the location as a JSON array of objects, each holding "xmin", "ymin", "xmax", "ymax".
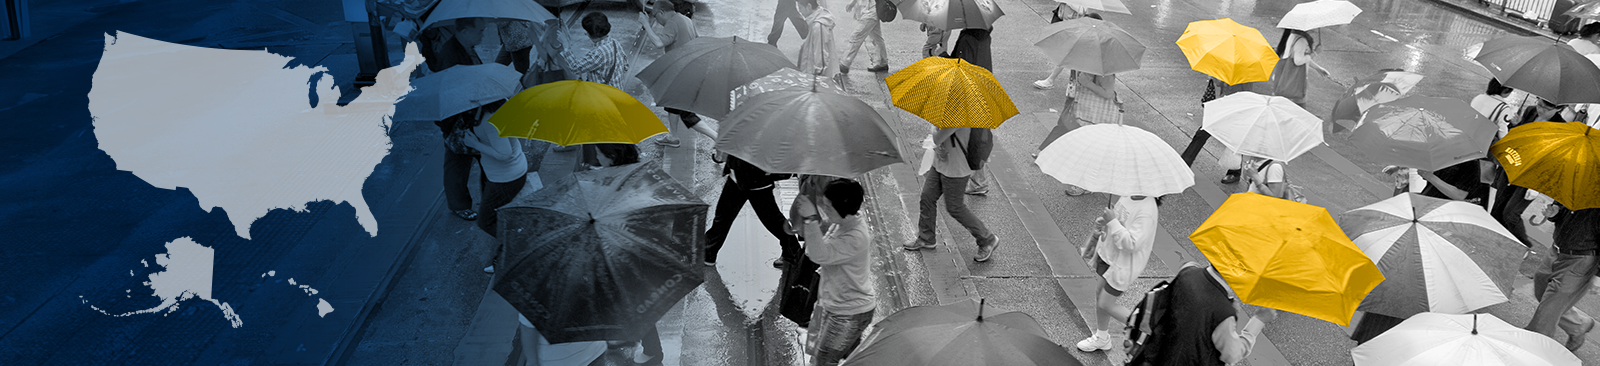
[{"xmin": 714, "ymin": 85, "xmax": 906, "ymax": 179}]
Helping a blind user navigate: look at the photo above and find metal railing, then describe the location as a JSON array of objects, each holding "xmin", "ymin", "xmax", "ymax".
[{"xmin": 1479, "ymin": 0, "xmax": 1561, "ymax": 26}]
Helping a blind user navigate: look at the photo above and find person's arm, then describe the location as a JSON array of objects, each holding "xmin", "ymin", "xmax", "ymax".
[
  {"xmin": 1081, "ymin": 74, "xmax": 1117, "ymax": 100},
  {"xmin": 1251, "ymin": 163, "xmax": 1286, "ymax": 197},
  {"xmin": 639, "ymin": 12, "xmax": 665, "ymax": 48},
  {"xmin": 462, "ymin": 128, "xmax": 516, "ymax": 160},
  {"xmin": 1417, "ymin": 170, "xmax": 1469, "ymax": 200},
  {"xmin": 1213, "ymin": 309, "xmax": 1273, "ymax": 365},
  {"xmin": 803, "ymin": 220, "xmax": 865, "ymax": 266}
]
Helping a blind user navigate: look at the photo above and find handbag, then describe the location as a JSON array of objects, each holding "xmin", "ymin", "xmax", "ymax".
[
  {"xmin": 1081, "ymin": 232, "xmax": 1101, "ymax": 268},
  {"xmin": 1040, "ymin": 96, "xmax": 1079, "ymax": 151},
  {"xmin": 952, "ymin": 129, "xmax": 993, "ymax": 171},
  {"xmin": 778, "ymin": 255, "xmax": 822, "ymax": 328},
  {"xmin": 443, "ymin": 116, "xmax": 481, "ymax": 155},
  {"xmin": 1255, "ymin": 160, "xmax": 1306, "ymax": 203},
  {"xmin": 876, "ymin": 0, "xmax": 897, "ymax": 22}
]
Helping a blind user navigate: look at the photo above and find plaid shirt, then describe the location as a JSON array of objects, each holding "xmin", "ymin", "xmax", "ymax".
[{"xmin": 563, "ymin": 37, "xmax": 628, "ymax": 86}]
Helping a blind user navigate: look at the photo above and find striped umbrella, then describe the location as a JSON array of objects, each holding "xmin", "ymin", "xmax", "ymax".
[{"xmin": 1339, "ymin": 193, "xmax": 1526, "ymax": 318}]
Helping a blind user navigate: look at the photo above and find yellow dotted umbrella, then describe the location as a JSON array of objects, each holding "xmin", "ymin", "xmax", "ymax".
[
  {"xmin": 1189, "ymin": 192, "xmax": 1385, "ymax": 327},
  {"xmin": 1175, "ymin": 18, "xmax": 1280, "ymax": 86},
  {"xmin": 1491, "ymin": 121, "xmax": 1600, "ymax": 210},
  {"xmin": 885, "ymin": 56, "xmax": 1020, "ymax": 129},
  {"xmin": 488, "ymin": 80, "xmax": 666, "ymax": 146}
]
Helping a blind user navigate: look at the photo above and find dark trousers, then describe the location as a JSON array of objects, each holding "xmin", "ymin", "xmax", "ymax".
[
  {"xmin": 641, "ymin": 324, "xmax": 662, "ymax": 360},
  {"xmin": 767, "ymin": 0, "xmax": 808, "ymax": 45},
  {"xmin": 1180, "ymin": 129, "xmax": 1211, "ymax": 166},
  {"xmin": 477, "ymin": 172, "xmax": 528, "ymax": 239},
  {"xmin": 704, "ymin": 178, "xmax": 800, "ymax": 263},
  {"xmin": 1491, "ymin": 184, "xmax": 1533, "ymax": 246},
  {"xmin": 444, "ymin": 149, "xmax": 479, "ymax": 211}
]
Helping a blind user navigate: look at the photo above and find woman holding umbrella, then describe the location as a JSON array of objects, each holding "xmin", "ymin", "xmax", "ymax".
[
  {"xmin": 462, "ymin": 100, "xmax": 528, "ymax": 274},
  {"xmin": 1267, "ymin": 29, "xmax": 1331, "ymax": 107},
  {"xmin": 548, "ymin": 11, "xmax": 644, "ymax": 169},
  {"xmin": 1076, "ymin": 194, "xmax": 1160, "ymax": 352}
]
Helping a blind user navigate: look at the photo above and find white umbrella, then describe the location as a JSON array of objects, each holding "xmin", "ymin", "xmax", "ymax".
[
  {"xmin": 1352, "ymin": 313, "xmax": 1580, "ymax": 366},
  {"xmin": 1202, "ymin": 91, "xmax": 1324, "ymax": 162},
  {"xmin": 422, "ymin": 0, "xmax": 557, "ymax": 30},
  {"xmin": 1277, "ymin": 0, "xmax": 1362, "ymax": 31},
  {"xmin": 1052, "ymin": 0, "xmax": 1130, "ymax": 15},
  {"xmin": 1036, "ymin": 123, "xmax": 1195, "ymax": 197}
]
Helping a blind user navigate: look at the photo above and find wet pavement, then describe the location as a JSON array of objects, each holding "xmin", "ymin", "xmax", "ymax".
[{"xmin": 5, "ymin": 0, "xmax": 1600, "ymax": 364}]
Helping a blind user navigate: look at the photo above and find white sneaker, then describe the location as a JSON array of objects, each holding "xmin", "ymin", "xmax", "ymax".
[
  {"xmin": 1033, "ymin": 79, "xmax": 1054, "ymax": 89},
  {"xmin": 483, "ymin": 265, "xmax": 494, "ymax": 274},
  {"xmin": 1076, "ymin": 330, "xmax": 1114, "ymax": 352}
]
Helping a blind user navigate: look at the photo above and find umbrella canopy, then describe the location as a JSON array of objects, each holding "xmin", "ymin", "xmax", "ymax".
[
  {"xmin": 493, "ymin": 161, "xmax": 709, "ymax": 343},
  {"xmin": 1036, "ymin": 124, "xmax": 1195, "ymax": 197},
  {"xmin": 894, "ymin": 0, "xmax": 1006, "ymax": 30},
  {"xmin": 1190, "ymin": 192, "xmax": 1385, "ymax": 327},
  {"xmin": 1340, "ymin": 193, "xmax": 1526, "ymax": 318},
  {"xmin": 1176, "ymin": 18, "xmax": 1280, "ymax": 86},
  {"xmin": 1276, "ymin": 0, "xmax": 1363, "ymax": 31},
  {"xmin": 845, "ymin": 299, "xmax": 1084, "ymax": 366},
  {"xmin": 634, "ymin": 36, "xmax": 796, "ymax": 120},
  {"xmin": 422, "ymin": 0, "xmax": 557, "ymax": 30},
  {"xmin": 1474, "ymin": 35, "xmax": 1600, "ymax": 104},
  {"xmin": 393, "ymin": 63, "xmax": 523, "ymax": 122},
  {"xmin": 886, "ymin": 56, "xmax": 1019, "ymax": 129},
  {"xmin": 1351, "ymin": 313, "xmax": 1581, "ymax": 366},
  {"xmin": 1566, "ymin": 1, "xmax": 1600, "ymax": 21},
  {"xmin": 715, "ymin": 87, "xmax": 904, "ymax": 178},
  {"xmin": 1491, "ymin": 121, "xmax": 1600, "ymax": 210},
  {"xmin": 729, "ymin": 68, "xmax": 843, "ymax": 112},
  {"xmin": 1349, "ymin": 96, "xmax": 1498, "ymax": 171},
  {"xmin": 1202, "ymin": 91, "xmax": 1325, "ymax": 161},
  {"xmin": 1034, "ymin": 17, "xmax": 1147, "ymax": 75},
  {"xmin": 1328, "ymin": 70, "xmax": 1425, "ymax": 132},
  {"xmin": 1052, "ymin": 0, "xmax": 1130, "ymax": 14},
  {"xmin": 488, "ymin": 80, "xmax": 666, "ymax": 146}
]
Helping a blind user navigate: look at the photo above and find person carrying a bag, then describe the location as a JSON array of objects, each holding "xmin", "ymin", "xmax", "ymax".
[
  {"xmin": 905, "ymin": 128, "xmax": 1000, "ymax": 262},
  {"xmin": 1075, "ymin": 194, "xmax": 1160, "ymax": 352},
  {"xmin": 1181, "ymin": 77, "xmax": 1252, "ymax": 183},
  {"xmin": 1245, "ymin": 155, "xmax": 1302, "ymax": 202}
]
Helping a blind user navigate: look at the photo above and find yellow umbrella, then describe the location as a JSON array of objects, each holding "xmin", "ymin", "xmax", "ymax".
[
  {"xmin": 488, "ymin": 80, "xmax": 666, "ymax": 146},
  {"xmin": 1491, "ymin": 121, "xmax": 1600, "ymax": 210},
  {"xmin": 1189, "ymin": 192, "xmax": 1385, "ymax": 327},
  {"xmin": 885, "ymin": 56, "xmax": 1020, "ymax": 129},
  {"xmin": 1175, "ymin": 18, "xmax": 1280, "ymax": 86}
]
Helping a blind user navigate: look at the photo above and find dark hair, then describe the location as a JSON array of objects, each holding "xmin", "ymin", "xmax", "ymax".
[
  {"xmin": 582, "ymin": 12, "xmax": 611, "ymax": 39},
  {"xmin": 674, "ymin": 0, "xmax": 695, "ymax": 18},
  {"xmin": 823, "ymin": 179, "xmax": 864, "ymax": 217},
  {"xmin": 1485, "ymin": 78, "xmax": 1511, "ymax": 96},
  {"xmin": 1276, "ymin": 29, "xmax": 1314, "ymax": 55},
  {"xmin": 796, "ymin": 0, "xmax": 817, "ymax": 9},
  {"xmin": 1085, "ymin": 13, "xmax": 1102, "ymax": 20},
  {"xmin": 1582, "ymin": 22, "xmax": 1600, "ymax": 38}
]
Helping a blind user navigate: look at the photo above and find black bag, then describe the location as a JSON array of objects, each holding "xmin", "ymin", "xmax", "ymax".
[
  {"xmin": 1123, "ymin": 280, "xmax": 1174, "ymax": 366},
  {"xmin": 877, "ymin": 0, "xmax": 897, "ymax": 22},
  {"xmin": 952, "ymin": 128, "xmax": 994, "ymax": 171},
  {"xmin": 777, "ymin": 255, "xmax": 821, "ymax": 328}
]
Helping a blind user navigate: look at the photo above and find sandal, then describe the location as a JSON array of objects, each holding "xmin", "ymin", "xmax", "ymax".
[{"xmin": 454, "ymin": 209, "xmax": 478, "ymax": 221}]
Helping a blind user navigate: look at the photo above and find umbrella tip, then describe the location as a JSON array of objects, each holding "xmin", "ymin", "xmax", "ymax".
[
  {"xmin": 977, "ymin": 298, "xmax": 986, "ymax": 322},
  {"xmin": 1471, "ymin": 314, "xmax": 1479, "ymax": 335},
  {"xmin": 589, "ymin": 212, "xmax": 595, "ymax": 224}
]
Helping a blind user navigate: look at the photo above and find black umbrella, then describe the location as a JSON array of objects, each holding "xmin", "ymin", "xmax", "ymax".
[{"xmin": 493, "ymin": 161, "xmax": 708, "ymax": 343}]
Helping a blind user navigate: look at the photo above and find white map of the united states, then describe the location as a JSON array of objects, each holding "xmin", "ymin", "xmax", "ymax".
[{"xmin": 83, "ymin": 31, "xmax": 422, "ymax": 326}]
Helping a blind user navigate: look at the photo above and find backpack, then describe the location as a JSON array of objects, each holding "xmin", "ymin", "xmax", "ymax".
[
  {"xmin": 1255, "ymin": 160, "xmax": 1307, "ymax": 203},
  {"xmin": 952, "ymin": 128, "xmax": 994, "ymax": 171},
  {"xmin": 1123, "ymin": 279, "xmax": 1175, "ymax": 366},
  {"xmin": 877, "ymin": 0, "xmax": 897, "ymax": 22}
]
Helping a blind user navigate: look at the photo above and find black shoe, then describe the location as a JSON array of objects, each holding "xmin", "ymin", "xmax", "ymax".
[
  {"xmin": 867, "ymin": 64, "xmax": 890, "ymax": 72},
  {"xmin": 1220, "ymin": 170, "xmax": 1241, "ymax": 184},
  {"xmin": 454, "ymin": 209, "xmax": 478, "ymax": 221},
  {"xmin": 839, "ymin": 65, "xmax": 850, "ymax": 74}
]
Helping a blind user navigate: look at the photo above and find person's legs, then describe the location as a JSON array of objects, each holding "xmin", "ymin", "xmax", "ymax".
[
  {"xmin": 922, "ymin": 28, "xmax": 947, "ymax": 58},
  {"xmin": 747, "ymin": 187, "xmax": 803, "ymax": 264},
  {"xmin": 704, "ymin": 178, "xmax": 750, "ymax": 264},
  {"xmin": 657, "ymin": 113, "xmax": 683, "ymax": 147},
  {"xmin": 1532, "ymin": 254, "xmax": 1597, "ymax": 350},
  {"xmin": 1218, "ymin": 149, "xmax": 1243, "ymax": 183},
  {"xmin": 638, "ymin": 323, "xmax": 663, "ymax": 363},
  {"xmin": 769, "ymin": 0, "xmax": 807, "ymax": 45},
  {"xmin": 939, "ymin": 173, "xmax": 992, "ymax": 242},
  {"xmin": 811, "ymin": 309, "xmax": 875, "ymax": 366},
  {"xmin": 868, "ymin": 23, "xmax": 887, "ymax": 68},
  {"xmin": 1526, "ymin": 254, "xmax": 1600, "ymax": 339},
  {"xmin": 841, "ymin": 22, "xmax": 872, "ymax": 70},
  {"xmin": 965, "ymin": 168, "xmax": 989, "ymax": 194},
  {"xmin": 912, "ymin": 171, "xmax": 945, "ymax": 246},
  {"xmin": 1035, "ymin": 66, "xmax": 1064, "ymax": 89},
  {"xmin": 1499, "ymin": 186, "xmax": 1534, "ymax": 245},
  {"xmin": 1080, "ymin": 258, "xmax": 1125, "ymax": 351},
  {"xmin": 1180, "ymin": 129, "xmax": 1212, "ymax": 166},
  {"xmin": 444, "ymin": 149, "xmax": 477, "ymax": 214},
  {"xmin": 477, "ymin": 174, "xmax": 528, "ymax": 239}
]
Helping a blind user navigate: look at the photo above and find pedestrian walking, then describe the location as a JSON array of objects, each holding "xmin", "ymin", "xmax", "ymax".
[
  {"xmin": 461, "ymin": 101, "xmax": 529, "ymax": 274},
  {"xmin": 921, "ymin": 23, "xmax": 949, "ymax": 58},
  {"xmin": 704, "ymin": 155, "xmax": 802, "ymax": 268},
  {"xmin": 1178, "ymin": 77, "xmax": 1251, "ymax": 183},
  {"xmin": 796, "ymin": 0, "xmax": 837, "ymax": 78},
  {"xmin": 789, "ymin": 174, "xmax": 845, "ymax": 238},
  {"xmin": 796, "ymin": 179, "xmax": 874, "ymax": 366},
  {"xmin": 838, "ymin": 0, "xmax": 889, "ymax": 74},
  {"xmin": 905, "ymin": 128, "xmax": 1001, "ymax": 262},
  {"xmin": 438, "ymin": 110, "xmax": 482, "ymax": 222},
  {"xmin": 548, "ymin": 11, "xmax": 643, "ymax": 170},
  {"xmin": 768, "ymin": 0, "xmax": 810, "ymax": 46},
  {"xmin": 1075, "ymin": 194, "xmax": 1159, "ymax": 352},
  {"xmin": 1490, "ymin": 97, "xmax": 1574, "ymax": 247},
  {"xmin": 1567, "ymin": 23, "xmax": 1600, "ymax": 55},
  {"xmin": 1266, "ymin": 29, "xmax": 1330, "ymax": 107},
  {"xmin": 1033, "ymin": 9, "xmax": 1093, "ymax": 90},
  {"xmin": 1243, "ymin": 155, "xmax": 1287, "ymax": 199},
  {"xmin": 645, "ymin": 0, "xmax": 719, "ymax": 148},
  {"xmin": 1527, "ymin": 204, "xmax": 1600, "ymax": 351},
  {"xmin": 949, "ymin": 26, "xmax": 994, "ymax": 195},
  {"xmin": 1126, "ymin": 262, "xmax": 1277, "ymax": 365},
  {"xmin": 1060, "ymin": 68, "xmax": 1123, "ymax": 196}
]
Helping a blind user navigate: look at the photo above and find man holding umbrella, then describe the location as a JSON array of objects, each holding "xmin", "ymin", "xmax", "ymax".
[{"xmin": 795, "ymin": 179, "xmax": 874, "ymax": 366}]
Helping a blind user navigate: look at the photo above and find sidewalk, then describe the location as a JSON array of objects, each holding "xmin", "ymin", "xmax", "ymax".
[{"xmin": 1426, "ymin": 0, "xmax": 1562, "ymax": 39}]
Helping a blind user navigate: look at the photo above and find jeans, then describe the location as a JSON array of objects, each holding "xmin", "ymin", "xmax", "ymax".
[
  {"xmin": 1527, "ymin": 253, "xmax": 1599, "ymax": 341},
  {"xmin": 444, "ymin": 149, "xmax": 479, "ymax": 211},
  {"xmin": 704, "ymin": 177, "xmax": 801, "ymax": 263},
  {"xmin": 842, "ymin": 20, "xmax": 886, "ymax": 67},
  {"xmin": 917, "ymin": 171, "xmax": 992, "ymax": 245},
  {"xmin": 923, "ymin": 28, "xmax": 948, "ymax": 58},
  {"xmin": 812, "ymin": 309, "xmax": 875, "ymax": 366},
  {"xmin": 967, "ymin": 168, "xmax": 990, "ymax": 190},
  {"xmin": 768, "ymin": 0, "xmax": 808, "ymax": 45}
]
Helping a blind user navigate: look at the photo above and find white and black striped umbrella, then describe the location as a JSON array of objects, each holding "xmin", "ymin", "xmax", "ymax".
[{"xmin": 1339, "ymin": 193, "xmax": 1527, "ymax": 318}]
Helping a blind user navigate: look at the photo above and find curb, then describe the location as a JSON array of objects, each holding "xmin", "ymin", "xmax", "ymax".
[
  {"xmin": 327, "ymin": 190, "xmax": 445, "ymax": 366},
  {"xmin": 1423, "ymin": 0, "xmax": 1560, "ymax": 40}
]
